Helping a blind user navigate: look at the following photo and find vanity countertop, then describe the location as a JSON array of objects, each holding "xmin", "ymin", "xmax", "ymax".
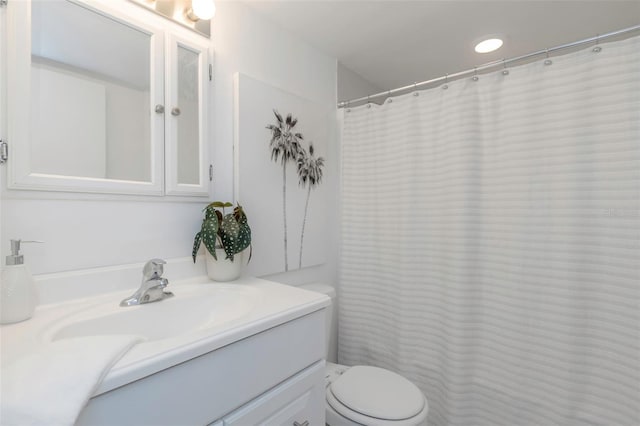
[{"xmin": 0, "ymin": 277, "xmax": 330, "ymax": 396}]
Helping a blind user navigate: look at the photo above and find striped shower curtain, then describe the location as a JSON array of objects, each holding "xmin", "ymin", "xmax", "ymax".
[{"xmin": 339, "ymin": 35, "xmax": 639, "ymax": 426}]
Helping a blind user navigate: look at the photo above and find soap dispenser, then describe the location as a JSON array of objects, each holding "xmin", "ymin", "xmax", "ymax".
[{"xmin": 0, "ymin": 240, "xmax": 40, "ymax": 324}]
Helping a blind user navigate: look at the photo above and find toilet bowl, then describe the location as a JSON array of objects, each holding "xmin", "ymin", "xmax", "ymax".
[
  {"xmin": 325, "ymin": 362, "xmax": 428, "ymax": 426},
  {"xmin": 300, "ymin": 284, "xmax": 428, "ymax": 426}
]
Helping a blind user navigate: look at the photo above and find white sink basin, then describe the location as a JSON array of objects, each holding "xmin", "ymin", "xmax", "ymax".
[
  {"xmin": 2, "ymin": 276, "xmax": 329, "ymax": 397},
  {"xmin": 44, "ymin": 284, "xmax": 258, "ymax": 342}
]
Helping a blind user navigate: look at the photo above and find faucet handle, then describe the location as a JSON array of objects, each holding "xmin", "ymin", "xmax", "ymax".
[{"xmin": 142, "ymin": 258, "xmax": 166, "ymax": 279}]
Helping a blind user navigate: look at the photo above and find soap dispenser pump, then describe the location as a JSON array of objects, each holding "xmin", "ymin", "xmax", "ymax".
[{"xmin": 0, "ymin": 239, "xmax": 41, "ymax": 324}]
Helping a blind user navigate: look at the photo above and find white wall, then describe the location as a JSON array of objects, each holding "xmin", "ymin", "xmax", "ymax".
[
  {"xmin": 337, "ymin": 62, "xmax": 382, "ymax": 103},
  {"xmin": 0, "ymin": 1, "xmax": 338, "ymax": 288}
]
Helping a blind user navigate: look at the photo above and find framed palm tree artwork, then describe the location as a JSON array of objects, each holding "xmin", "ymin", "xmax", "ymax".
[{"xmin": 233, "ymin": 73, "xmax": 328, "ymax": 276}]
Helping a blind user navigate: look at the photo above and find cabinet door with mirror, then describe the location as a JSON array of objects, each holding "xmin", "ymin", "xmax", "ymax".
[
  {"xmin": 165, "ymin": 34, "xmax": 210, "ymax": 196},
  {"xmin": 6, "ymin": 0, "xmax": 210, "ymax": 196}
]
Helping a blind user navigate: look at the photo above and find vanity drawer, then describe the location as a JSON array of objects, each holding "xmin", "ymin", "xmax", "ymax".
[{"xmin": 222, "ymin": 360, "xmax": 325, "ymax": 426}]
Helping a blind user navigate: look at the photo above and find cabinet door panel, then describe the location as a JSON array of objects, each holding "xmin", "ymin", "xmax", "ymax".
[
  {"xmin": 7, "ymin": 0, "xmax": 165, "ymax": 195},
  {"xmin": 223, "ymin": 361, "xmax": 325, "ymax": 426},
  {"xmin": 165, "ymin": 33, "xmax": 210, "ymax": 196}
]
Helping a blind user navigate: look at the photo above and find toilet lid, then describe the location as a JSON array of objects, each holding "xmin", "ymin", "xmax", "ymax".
[{"xmin": 329, "ymin": 366, "xmax": 425, "ymax": 421}]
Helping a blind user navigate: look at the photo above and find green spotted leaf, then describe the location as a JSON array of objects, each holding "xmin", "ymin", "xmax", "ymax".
[
  {"xmin": 201, "ymin": 217, "xmax": 219, "ymax": 260},
  {"xmin": 219, "ymin": 214, "xmax": 241, "ymax": 260},
  {"xmin": 191, "ymin": 231, "xmax": 202, "ymax": 263},
  {"xmin": 236, "ymin": 222, "xmax": 251, "ymax": 254}
]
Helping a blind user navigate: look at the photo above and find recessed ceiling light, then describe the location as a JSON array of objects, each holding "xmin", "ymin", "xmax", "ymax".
[{"xmin": 475, "ymin": 38, "xmax": 504, "ymax": 53}]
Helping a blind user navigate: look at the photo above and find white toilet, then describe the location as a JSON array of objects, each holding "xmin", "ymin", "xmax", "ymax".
[{"xmin": 301, "ymin": 284, "xmax": 428, "ymax": 426}]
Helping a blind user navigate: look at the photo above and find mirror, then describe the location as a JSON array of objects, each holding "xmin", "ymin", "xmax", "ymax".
[
  {"xmin": 30, "ymin": 0, "xmax": 152, "ymax": 182},
  {"xmin": 7, "ymin": 0, "xmax": 210, "ymax": 196}
]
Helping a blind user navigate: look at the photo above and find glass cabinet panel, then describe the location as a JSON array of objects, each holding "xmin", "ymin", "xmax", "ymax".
[
  {"xmin": 165, "ymin": 34, "xmax": 210, "ymax": 196},
  {"xmin": 176, "ymin": 45, "xmax": 201, "ymax": 185}
]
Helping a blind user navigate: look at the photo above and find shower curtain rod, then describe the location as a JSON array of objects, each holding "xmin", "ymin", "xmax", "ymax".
[{"xmin": 337, "ymin": 24, "xmax": 640, "ymax": 108}]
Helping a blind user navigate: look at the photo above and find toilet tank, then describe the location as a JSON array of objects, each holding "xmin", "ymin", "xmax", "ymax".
[{"xmin": 300, "ymin": 283, "xmax": 338, "ymax": 363}]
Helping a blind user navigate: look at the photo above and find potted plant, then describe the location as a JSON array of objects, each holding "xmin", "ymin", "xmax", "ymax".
[{"xmin": 192, "ymin": 201, "xmax": 251, "ymax": 281}]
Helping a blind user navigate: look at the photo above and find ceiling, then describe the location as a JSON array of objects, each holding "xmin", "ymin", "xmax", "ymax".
[{"xmin": 244, "ymin": 1, "xmax": 640, "ymax": 99}]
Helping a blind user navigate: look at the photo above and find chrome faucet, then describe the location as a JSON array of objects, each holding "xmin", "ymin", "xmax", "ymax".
[{"xmin": 120, "ymin": 259, "xmax": 174, "ymax": 307}]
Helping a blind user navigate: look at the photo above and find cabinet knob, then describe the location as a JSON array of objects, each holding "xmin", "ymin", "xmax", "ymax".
[
  {"xmin": 155, "ymin": 104, "xmax": 165, "ymax": 114},
  {"xmin": 293, "ymin": 421, "xmax": 309, "ymax": 426},
  {"xmin": 171, "ymin": 107, "xmax": 181, "ymax": 116}
]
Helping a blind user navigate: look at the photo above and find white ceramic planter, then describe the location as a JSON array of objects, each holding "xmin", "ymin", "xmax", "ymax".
[{"xmin": 205, "ymin": 248, "xmax": 243, "ymax": 281}]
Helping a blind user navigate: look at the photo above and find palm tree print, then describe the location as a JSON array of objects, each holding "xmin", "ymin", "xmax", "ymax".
[
  {"xmin": 266, "ymin": 110, "xmax": 303, "ymax": 271},
  {"xmin": 296, "ymin": 142, "xmax": 324, "ymax": 269}
]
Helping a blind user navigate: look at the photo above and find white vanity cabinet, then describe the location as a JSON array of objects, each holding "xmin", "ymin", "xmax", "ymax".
[{"xmin": 76, "ymin": 309, "xmax": 327, "ymax": 426}]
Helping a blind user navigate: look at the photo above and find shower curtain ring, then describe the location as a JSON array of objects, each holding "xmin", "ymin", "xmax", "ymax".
[
  {"xmin": 544, "ymin": 49, "xmax": 553, "ymax": 66},
  {"xmin": 472, "ymin": 67, "xmax": 479, "ymax": 81},
  {"xmin": 387, "ymin": 90, "xmax": 392, "ymax": 103},
  {"xmin": 413, "ymin": 82, "xmax": 419, "ymax": 96},
  {"xmin": 367, "ymin": 96, "xmax": 371, "ymax": 108},
  {"xmin": 442, "ymin": 74, "xmax": 449, "ymax": 90},
  {"xmin": 346, "ymin": 100, "xmax": 351, "ymax": 113},
  {"xmin": 592, "ymin": 35, "xmax": 602, "ymax": 53},
  {"xmin": 501, "ymin": 60, "xmax": 510, "ymax": 75}
]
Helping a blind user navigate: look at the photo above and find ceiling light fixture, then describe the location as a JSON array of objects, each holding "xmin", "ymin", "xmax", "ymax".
[
  {"xmin": 474, "ymin": 37, "xmax": 504, "ymax": 54},
  {"xmin": 186, "ymin": 0, "xmax": 216, "ymax": 21}
]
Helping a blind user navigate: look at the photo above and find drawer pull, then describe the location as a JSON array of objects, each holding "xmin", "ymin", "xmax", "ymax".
[{"xmin": 293, "ymin": 421, "xmax": 309, "ymax": 426}]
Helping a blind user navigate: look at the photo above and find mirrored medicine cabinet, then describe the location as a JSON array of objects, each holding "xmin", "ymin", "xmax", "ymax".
[{"xmin": 5, "ymin": 0, "xmax": 211, "ymax": 196}]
